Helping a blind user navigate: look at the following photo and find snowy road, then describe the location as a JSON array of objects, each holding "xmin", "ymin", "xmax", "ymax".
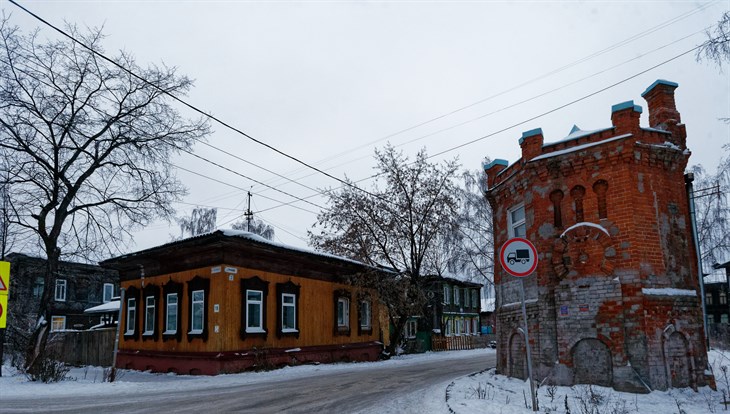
[{"xmin": 1, "ymin": 350, "xmax": 494, "ymax": 413}]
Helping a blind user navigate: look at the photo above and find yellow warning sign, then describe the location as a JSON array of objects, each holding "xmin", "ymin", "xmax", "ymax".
[
  {"xmin": 0, "ymin": 294, "xmax": 7, "ymax": 328},
  {"xmin": 0, "ymin": 261, "xmax": 8, "ymax": 295}
]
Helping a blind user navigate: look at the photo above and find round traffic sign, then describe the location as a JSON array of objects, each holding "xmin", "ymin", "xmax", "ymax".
[{"xmin": 499, "ymin": 237, "xmax": 538, "ymax": 277}]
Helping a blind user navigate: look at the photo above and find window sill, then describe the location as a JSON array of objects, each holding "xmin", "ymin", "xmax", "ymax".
[
  {"xmin": 188, "ymin": 330, "xmax": 203, "ymax": 335},
  {"xmin": 281, "ymin": 328, "xmax": 298, "ymax": 333},
  {"xmin": 124, "ymin": 331, "xmax": 135, "ymax": 336},
  {"xmin": 143, "ymin": 331, "xmax": 154, "ymax": 336},
  {"xmin": 162, "ymin": 330, "xmax": 177, "ymax": 335},
  {"xmin": 246, "ymin": 328, "xmax": 266, "ymax": 333}
]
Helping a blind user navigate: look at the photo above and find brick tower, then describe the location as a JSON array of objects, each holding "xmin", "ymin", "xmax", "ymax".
[{"xmin": 484, "ymin": 80, "xmax": 713, "ymax": 392}]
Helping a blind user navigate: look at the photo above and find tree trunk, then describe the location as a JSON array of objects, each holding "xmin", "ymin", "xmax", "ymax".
[{"xmin": 24, "ymin": 246, "xmax": 59, "ymax": 375}]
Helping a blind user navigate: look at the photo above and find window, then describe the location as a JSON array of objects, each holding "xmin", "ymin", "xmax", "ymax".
[
  {"xmin": 144, "ymin": 296, "xmax": 156, "ymax": 335},
  {"xmin": 707, "ymin": 293, "xmax": 714, "ymax": 306},
  {"xmin": 165, "ymin": 293, "xmax": 178, "ymax": 334},
  {"xmin": 405, "ymin": 319, "xmax": 417, "ymax": 339},
  {"xmin": 464, "ymin": 288, "xmax": 471, "ymax": 307},
  {"xmin": 593, "ymin": 180, "xmax": 609, "ymax": 219},
  {"xmin": 445, "ymin": 318, "xmax": 453, "ymax": 336},
  {"xmin": 721, "ymin": 291, "xmax": 727, "ymax": 305},
  {"xmin": 163, "ymin": 280, "xmax": 183, "ymax": 341},
  {"xmin": 51, "ymin": 316, "xmax": 66, "ymax": 331},
  {"xmin": 508, "ymin": 204, "xmax": 526, "ymax": 238},
  {"xmin": 241, "ymin": 276, "xmax": 269, "ymax": 339},
  {"xmin": 246, "ymin": 290, "xmax": 264, "ymax": 332},
  {"xmin": 472, "ymin": 318, "xmax": 479, "ymax": 335},
  {"xmin": 126, "ymin": 298, "xmax": 136, "ymax": 335},
  {"xmin": 191, "ymin": 290, "xmax": 204, "ymax": 334},
  {"xmin": 722, "ymin": 314, "xmax": 729, "ymax": 324},
  {"xmin": 276, "ymin": 281, "xmax": 300, "ymax": 338},
  {"xmin": 443, "ymin": 285, "xmax": 451, "ymax": 304},
  {"xmin": 55, "ymin": 279, "xmax": 67, "ymax": 302},
  {"xmin": 187, "ymin": 276, "xmax": 210, "ymax": 341},
  {"xmin": 472, "ymin": 290, "xmax": 479, "ymax": 309},
  {"xmin": 103, "ymin": 283, "xmax": 114, "ymax": 303},
  {"xmin": 360, "ymin": 300, "xmax": 372, "ymax": 330},
  {"xmin": 337, "ymin": 297, "xmax": 350, "ymax": 328},
  {"xmin": 571, "ymin": 186, "xmax": 586, "ymax": 222},
  {"xmin": 465, "ymin": 317, "xmax": 471, "ymax": 335},
  {"xmin": 282, "ymin": 294, "xmax": 296, "ymax": 331},
  {"xmin": 550, "ymin": 190, "xmax": 564, "ymax": 228},
  {"xmin": 454, "ymin": 288, "xmax": 460, "ymax": 306},
  {"xmin": 32, "ymin": 277, "xmax": 44, "ymax": 298}
]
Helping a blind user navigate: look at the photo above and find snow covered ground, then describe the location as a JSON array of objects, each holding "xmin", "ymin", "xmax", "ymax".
[
  {"xmin": 447, "ymin": 349, "xmax": 730, "ymax": 414},
  {"xmin": 3, "ymin": 348, "xmax": 730, "ymax": 413}
]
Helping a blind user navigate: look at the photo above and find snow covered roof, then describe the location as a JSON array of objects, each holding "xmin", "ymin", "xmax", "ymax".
[
  {"xmin": 544, "ymin": 125, "xmax": 615, "ymax": 146},
  {"xmin": 84, "ymin": 300, "xmax": 119, "ymax": 314},
  {"xmin": 530, "ymin": 134, "xmax": 632, "ymax": 162}
]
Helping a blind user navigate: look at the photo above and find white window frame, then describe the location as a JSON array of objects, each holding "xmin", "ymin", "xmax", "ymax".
[
  {"xmin": 454, "ymin": 288, "xmax": 460, "ymax": 306},
  {"xmin": 445, "ymin": 318, "xmax": 453, "ymax": 337},
  {"xmin": 126, "ymin": 297, "xmax": 136, "ymax": 335},
  {"xmin": 281, "ymin": 293, "xmax": 297, "ymax": 333},
  {"xmin": 165, "ymin": 293, "xmax": 178, "ymax": 334},
  {"xmin": 337, "ymin": 297, "xmax": 350, "ymax": 328},
  {"xmin": 443, "ymin": 285, "xmax": 450, "ymax": 304},
  {"xmin": 55, "ymin": 279, "xmax": 67, "ymax": 302},
  {"xmin": 360, "ymin": 300, "xmax": 372, "ymax": 329},
  {"xmin": 464, "ymin": 289, "xmax": 471, "ymax": 307},
  {"xmin": 405, "ymin": 319, "xmax": 417, "ymax": 339},
  {"xmin": 472, "ymin": 290, "xmax": 479, "ymax": 309},
  {"xmin": 144, "ymin": 296, "xmax": 155, "ymax": 335},
  {"xmin": 51, "ymin": 315, "xmax": 66, "ymax": 332},
  {"xmin": 721, "ymin": 291, "xmax": 728, "ymax": 305},
  {"xmin": 472, "ymin": 318, "xmax": 479, "ymax": 335},
  {"xmin": 246, "ymin": 289, "xmax": 265, "ymax": 333},
  {"xmin": 508, "ymin": 203, "xmax": 526, "ymax": 238},
  {"xmin": 190, "ymin": 290, "xmax": 204, "ymax": 334},
  {"xmin": 32, "ymin": 277, "xmax": 44, "ymax": 298},
  {"xmin": 103, "ymin": 283, "xmax": 114, "ymax": 303}
]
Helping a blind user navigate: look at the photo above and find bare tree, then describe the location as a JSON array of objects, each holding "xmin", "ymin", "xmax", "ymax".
[
  {"xmin": 310, "ymin": 145, "xmax": 460, "ymax": 352},
  {"xmin": 232, "ymin": 217, "xmax": 275, "ymax": 240},
  {"xmin": 697, "ymin": 11, "xmax": 730, "ymax": 69},
  {"xmin": 176, "ymin": 207, "xmax": 217, "ymax": 239},
  {"xmin": 0, "ymin": 19, "xmax": 210, "ymax": 377},
  {"xmin": 692, "ymin": 152, "xmax": 730, "ymax": 268}
]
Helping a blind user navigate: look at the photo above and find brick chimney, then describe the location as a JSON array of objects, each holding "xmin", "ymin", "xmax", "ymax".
[
  {"xmin": 610, "ymin": 100, "xmax": 642, "ymax": 135},
  {"xmin": 484, "ymin": 159, "xmax": 509, "ymax": 189},
  {"xmin": 641, "ymin": 79, "xmax": 686, "ymax": 147},
  {"xmin": 519, "ymin": 128, "xmax": 544, "ymax": 162}
]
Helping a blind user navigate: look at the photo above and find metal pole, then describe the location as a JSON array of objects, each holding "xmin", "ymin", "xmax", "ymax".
[
  {"xmin": 110, "ymin": 287, "xmax": 125, "ymax": 383},
  {"xmin": 686, "ymin": 173, "xmax": 709, "ymax": 349},
  {"xmin": 520, "ymin": 279, "xmax": 538, "ymax": 411}
]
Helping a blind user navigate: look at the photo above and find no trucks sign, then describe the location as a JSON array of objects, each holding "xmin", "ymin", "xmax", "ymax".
[{"xmin": 499, "ymin": 237, "xmax": 538, "ymax": 277}]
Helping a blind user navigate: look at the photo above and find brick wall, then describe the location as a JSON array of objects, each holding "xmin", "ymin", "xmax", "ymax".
[{"xmin": 484, "ymin": 80, "xmax": 712, "ymax": 392}]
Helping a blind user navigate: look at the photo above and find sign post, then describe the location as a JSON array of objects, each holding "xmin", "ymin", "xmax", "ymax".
[
  {"xmin": 0, "ymin": 260, "xmax": 10, "ymax": 378},
  {"xmin": 500, "ymin": 238, "xmax": 538, "ymax": 412}
]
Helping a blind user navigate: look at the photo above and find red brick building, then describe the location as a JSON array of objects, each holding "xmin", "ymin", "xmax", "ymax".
[{"xmin": 484, "ymin": 79, "xmax": 713, "ymax": 392}]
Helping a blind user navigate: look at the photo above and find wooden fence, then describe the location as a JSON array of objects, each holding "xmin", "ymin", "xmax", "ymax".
[
  {"xmin": 431, "ymin": 335, "xmax": 478, "ymax": 351},
  {"xmin": 48, "ymin": 328, "xmax": 117, "ymax": 367}
]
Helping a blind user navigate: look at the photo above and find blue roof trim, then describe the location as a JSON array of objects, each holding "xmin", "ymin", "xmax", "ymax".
[
  {"xmin": 484, "ymin": 159, "xmax": 509, "ymax": 170},
  {"xmin": 641, "ymin": 79, "xmax": 679, "ymax": 97},
  {"xmin": 519, "ymin": 128, "xmax": 543, "ymax": 144},
  {"xmin": 611, "ymin": 100, "xmax": 642, "ymax": 113}
]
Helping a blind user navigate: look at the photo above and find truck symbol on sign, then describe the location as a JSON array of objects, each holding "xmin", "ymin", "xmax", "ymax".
[{"xmin": 507, "ymin": 249, "xmax": 530, "ymax": 265}]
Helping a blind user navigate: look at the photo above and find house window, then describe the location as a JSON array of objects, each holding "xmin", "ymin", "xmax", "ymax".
[
  {"xmin": 276, "ymin": 281, "xmax": 300, "ymax": 338},
  {"xmin": 144, "ymin": 296, "xmax": 156, "ymax": 335},
  {"xmin": 454, "ymin": 288, "xmax": 460, "ymax": 306},
  {"xmin": 550, "ymin": 189, "xmax": 564, "ymax": 228},
  {"xmin": 55, "ymin": 279, "xmax": 67, "ymax": 302},
  {"xmin": 508, "ymin": 204, "xmax": 526, "ymax": 238},
  {"xmin": 443, "ymin": 285, "xmax": 451, "ymax": 304},
  {"xmin": 337, "ymin": 297, "xmax": 350, "ymax": 328},
  {"xmin": 241, "ymin": 276, "xmax": 269, "ymax": 339},
  {"xmin": 163, "ymin": 280, "xmax": 183, "ymax": 341},
  {"xmin": 246, "ymin": 290, "xmax": 264, "ymax": 332},
  {"xmin": 464, "ymin": 289, "xmax": 471, "ymax": 307},
  {"xmin": 191, "ymin": 290, "xmax": 204, "ymax": 333},
  {"xmin": 103, "ymin": 283, "xmax": 114, "ymax": 303},
  {"xmin": 472, "ymin": 290, "xmax": 479, "ymax": 309},
  {"xmin": 472, "ymin": 318, "xmax": 479, "ymax": 335},
  {"xmin": 165, "ymin": 293, "xmax": 178, "ymax": 334},
  {"xmin": 126, "ymin": 297, "xmax": 136, "ymax": 335},
  {"xmin": 405, "ymin": 319, "xmax": 417, "ymax": 339},
  {"xmin": 445, "ymin": 318, "xmax": 453, "ymax": 337},
  {"xmin": 186, "ymin": 276, "xmax": 210, "ymax": 341},
  {"xmin": 721, "ymin": 291, "xmax": 727, "ymax": 305},
  {"xmin": 593, "ymin": 180, "xmax": 609, "ymax": 219},
  {"xmin": 32, "ymin": 277, "xmax": 44, "ymax": 298},
  {"xmin": 707, "ymin": 293, "xmax": 714, "ymax": 306},
  {"xmin": 51, "ymin": 316, "xmax": 66, "ymax": 331},
  {"xmin": 571, "ymin": 186, "xmax": 586, "ymax": 222},
  {"xmin": 722, "ymin": 314, "xmax": 729, "ymax": 324},
  {"xmin": 360, "ymin": 300, "xmax": 372, "ymax": 330}
]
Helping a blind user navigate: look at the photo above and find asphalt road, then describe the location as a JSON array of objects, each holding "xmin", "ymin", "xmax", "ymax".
[{"xmin": 2, "ymin": 351, "xmax": 495, "ymax": 414}]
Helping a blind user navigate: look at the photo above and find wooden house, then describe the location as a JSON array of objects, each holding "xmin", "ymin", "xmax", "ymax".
[{"xmin": 100, "ymin": 230, "xmax": 386, "ymax": 375}]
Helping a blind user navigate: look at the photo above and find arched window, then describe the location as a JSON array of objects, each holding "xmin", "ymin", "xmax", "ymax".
[
  {"xmin": 550, "ymin": 190, "xmax": 564, "ymax": 228},
  {"xmin": 593, "ymin": 180, "xmax": 609, "ymax": 219},
  {"xmin": 570, "ymin": 186, "xmax": 586, "ymax": 222}
]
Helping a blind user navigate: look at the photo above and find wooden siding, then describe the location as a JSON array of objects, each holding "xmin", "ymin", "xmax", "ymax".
[{"xmin": 120, "ymin": 264, "xmax": 383, "ymax": 354}]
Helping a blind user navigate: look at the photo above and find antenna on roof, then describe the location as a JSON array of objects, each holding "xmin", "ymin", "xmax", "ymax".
[{"xmin": 244, "ymin": 191, "xmax": 253, "ymax": 232}]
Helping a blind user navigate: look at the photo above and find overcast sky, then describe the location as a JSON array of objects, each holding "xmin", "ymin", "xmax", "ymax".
[{"xmin": 4, "ymin": 1, "xmax": 729, "ymax": 253}]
